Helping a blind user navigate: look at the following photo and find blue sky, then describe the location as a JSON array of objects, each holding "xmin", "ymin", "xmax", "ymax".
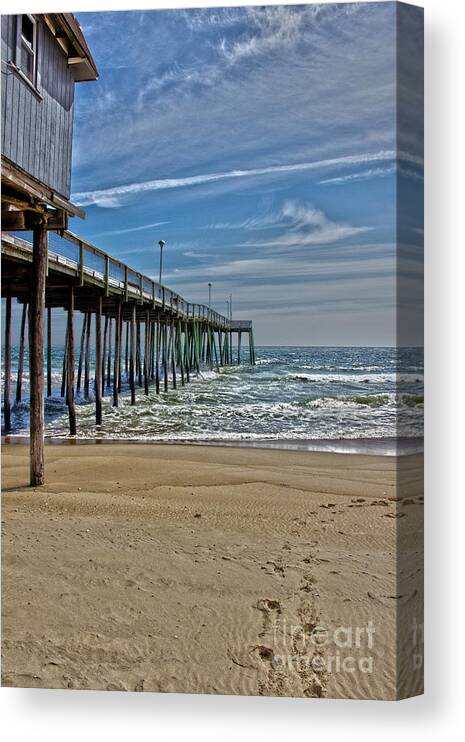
[{"xmin": 69, "ymin": 2, "xmax": 423, "ymax": 346}]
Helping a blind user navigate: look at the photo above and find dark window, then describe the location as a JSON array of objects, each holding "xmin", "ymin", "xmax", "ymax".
[{"xmin": 19, "ymin": 15, "xmax": 36, "ymax": 83}]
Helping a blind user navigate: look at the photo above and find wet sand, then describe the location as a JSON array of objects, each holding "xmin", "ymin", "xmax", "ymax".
[{"xmin": 1, "ymin": 443, "xmax": 423, "ymax": 699}]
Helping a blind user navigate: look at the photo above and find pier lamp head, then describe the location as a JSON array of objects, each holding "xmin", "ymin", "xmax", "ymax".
[{"xmin": 158, "ymin": 240, "xmax": 165, "ymax": 249}]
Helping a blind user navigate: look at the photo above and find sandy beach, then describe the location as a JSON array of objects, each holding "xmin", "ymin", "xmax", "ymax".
[{"xmin": 1, "ymin": 443, "xmax": 423, "ymax": 699}]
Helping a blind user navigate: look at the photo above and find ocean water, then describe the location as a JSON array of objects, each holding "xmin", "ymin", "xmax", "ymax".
[{"xmin": 2, "ymin": 346, "xmax": 423, "ymax": 454}]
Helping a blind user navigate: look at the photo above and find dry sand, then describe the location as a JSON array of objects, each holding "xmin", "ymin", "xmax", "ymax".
[{"xmin": 1, "ymin": 443, "xmax": 423, "ymax": 699}]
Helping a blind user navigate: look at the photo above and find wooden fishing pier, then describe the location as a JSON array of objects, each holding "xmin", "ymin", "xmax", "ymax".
[{"xmin": 1, "ymin": 12, "xmax": 254, "ymax": 486}]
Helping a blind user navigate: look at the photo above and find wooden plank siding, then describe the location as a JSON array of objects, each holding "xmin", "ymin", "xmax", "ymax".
[{"xmin": 1, "ymin": 14, "xmax": 76, "ymax": 199}]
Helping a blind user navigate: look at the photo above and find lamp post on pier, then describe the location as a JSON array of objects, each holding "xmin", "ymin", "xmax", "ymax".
[
  {"xmin": 208, "ymin": 282, "xmax": 212, "ymax": 310},
  {"xmin": 158, "ymin": 239, "xmax": 166, "ymax": 285}
]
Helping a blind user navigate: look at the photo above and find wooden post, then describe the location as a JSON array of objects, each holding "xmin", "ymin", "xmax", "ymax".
[
  {"xmin": 184, "ymin": 322, "xmax": 190, "ymax": 383},
  {"xmin": 102, "ymin": 315, "xmax": 108, "ymax": 392},
  {"xmin": 177, "ymin": 321, "xmax": 185, "ymax": 386},
  {"xmin": 29, "ymin": 223, "xmax": 47, "ymax": 485},
  {"xmin": 130, "ymin": 304, "xmax": 136, "ymax": 405},
  {"xmin": 3, "ymin": 295, "xmax": 12, "ymax": 432},
  {"xmin": 171, "ymin": 319, "xmax": 177, "ymax": 389},
  {"xmin": 218, "ymin": 329, "xmax": 224, "ymax": 367},
  {"xmin": 163, "ymin": 321, "xmax": 168, "ymax": 392},
  {"xmin": 194, "ymin": 322, "xmax": 200, "ymax": 373},
  {"xmin": 113, "ymin": 305, "xmax": 121, "ymax": 407},
  {"xmin": 84, "ymin": 311, "xmax": 91, "ymax": 399},
  {"xmin": 237, "ymin": 331, "xmax": 242, "ymax": 365},
  {"xmin": 136, "ymin": 320, "xmax": 142, "ymax": 387},
  {"xmin": 47, "ymin": 306, "xmax": 52, "ymax": 397},
  {"xmin": 76, "ymin": 312, "xmax": 87, "ymax": 394},
  {"xmin": 144, "ymin": 310, "xmax": 150, "ymax": 395},
  {"xmin": 150, "ymin": 320, "xmax": 155, "ymax": 380},
  {"xmin": 118, "ymin": 307, "xmax": 123, "ymax": 392},
  {"xmin": 155, "ymin": 317, "xmax": 160, "ymax": 394},
  {"xmin": 95, "ymin": 296, "xmax": 102, "ymax": 425},
  {"xmin": 66, "ymin": 287, "xmax": 77, "ymax": 436},
  {"xmin": 15, "ymin": 301, "xmax": 27, "ymax": 403},
  {"xmin": 124, "ymin": 320, "xmax": 129, "ymax": 378},
  {"xmin": 212, "ymin": 327, "xmax": 220, "ymax": 371},
  {"xmin": 61, "ymin": 325, "xmax": 68, "ymax": 398},
  {"xmin": 107, "ymin": 318, "xmax": 112, "ymax": 389}
]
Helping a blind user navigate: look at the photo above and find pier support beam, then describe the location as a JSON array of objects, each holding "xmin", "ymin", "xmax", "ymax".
[
  {"xmin": 144, "ymin": 310, "xmax": 150, "ymax": 395},
  {"xmin": 125, "ymin": 321, "xmax": 129, "ymax": 379},
  {"xmin": 77, "ymin": 312, "xmax": 87, "ymax": 394},
  {"xmin": 171, "ymin": 319, "xmax": 177, "ymax": 389},
  {"xmin": 16, "ymin": 302, "xmax": 27, "ymax": 403},
  {"xmin": 95, "ymin": 296, "xmax": 102, "ymax": 425},
  {"xmin": 163, "ymin": 321, "xmax": 168, "ymax": 392},
  {"xmin": 66, "ymin": 287, "xmax": 76, "ymax": 436},
  {"xmin": 84, "ymin": 311, "xmax": 91, "ymax": 399},
  {"xmin": 137, "ymin": 320, "xmax": 142, "ymax": 387},
  {"xmin": 113, "ymin": 305, "xmax": 121, "ymax": 407},
  {"xmin": 155, "ymin": 318, "xmax": 160, "ymax": 394},
  {"xmin": 102, "ymin": 315, "xmax": 108, "ymax": 392},
  {"xmin": 130, "ymin": 304, "xmax": 136, "ymax": 405},
  {"xmin": 61, "ymin": 326, "xmax": 68, "ymax": 398},
  {"xmin": 47, "ymin": 307, "xmax": 52, "ymax": 397},
  {"xmin": 107, "ymin": 318, "xmax": 112, "ymax": 389},
  {"xmin": 3, "ymin": 295, "xmax": 12, "ymax": 432},
  {"xmin": 29, "ymin": 222, "xmax": 47, "ymax": 485}
]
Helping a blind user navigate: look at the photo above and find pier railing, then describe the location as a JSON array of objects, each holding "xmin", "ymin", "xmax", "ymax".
[{"xmin": 2, "ymin": 229, "xmax": 229, "ymax": 328}]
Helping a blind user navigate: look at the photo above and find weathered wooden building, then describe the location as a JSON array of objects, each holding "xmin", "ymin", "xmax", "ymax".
[
  {"xmin": 1, "ymin": 12, "xmax": 98, "ymax": 209},
  {"xmin": 1, "ymin": 13, "xmax": 98, "ymax": 484}
]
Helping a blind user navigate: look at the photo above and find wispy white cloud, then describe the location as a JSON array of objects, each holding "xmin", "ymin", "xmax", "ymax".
[
  {"xmin": 319, "ymin": 166, "xmax": 396, "ymax": 185},
  {"xmin": 73, "ymin": 150, "xmax": 399, "ymax": 208},
  {"xmin": 319, "ymin": 161, "xmax": 423, "ymax": 186},
  {"xmin": 183, "ymin": 250, "xmax": 216, "ymax": 259},
  {"xmin": 207, "ymin": 200, "xmax": 372, "ymax": 248},
  {"xmin": 90, "ymin": 220, "xmax": 169, "ymax": 237}
]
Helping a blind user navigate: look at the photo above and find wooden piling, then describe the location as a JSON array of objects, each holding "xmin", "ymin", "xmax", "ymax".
[
  {"xmin": 137, "ymin": 320, "xmax": 142, "ymax": 387},
  {"xmin": 66, "ymin": 286, "xmax": 76, "ymax": 435},
  {"xmin": 163, "ymin": 321, "xmax": 168, "ymax": 392},
  {"xmin": 177, "ymin": 321, "xmax": 185, "ymax": 386},
  {"xmin": 28, "ymin": 259, "xmax": 45, "ymax": 452},
  {"xmin": 107, "ymin": 318, "xmax": 112, "ymax": 389},
  {"xmin": 149, "ymin": 320, "xmax": 155, "ymax": 380},
  {"xmin": 84, "ymin": 311, "xmax": 91, "ymax": 399},
  {"xmin": 76, "ymin": 312, "xmax": 87, "ymax": 394},
  {"xmin": 3, "ymin": 295, "xmax": 12, "ymax": 432},
  {"xmin": 184, "ymin": 322, "xmax": 191, "ymax": 384},
  {"xmin": 47, "ymin": 306, "xmax": 52, "ymax": 397},
  {"xmin": 15, "ymin": 301, "xmax": 27, "ymax": 403},
  {"xmin": 155, "ymin": 318, "xmax": 160, "ymax": 394},
  {"xmin": 237, "ymin": 330, "xmax": 242, "ymax": 365},
  {"xmin": 125, "ymin": 320, "xmax": 129, "ymax": 378},
  {"xmin": 29, "ymin": 222, "xmax": 47, "ymax": 484},
  {"xmin": 130, "ymin": 303, "xmax": 136, "ymax": 405},
  {"xmin": 95, "ymin": 296, "xmax": 102, "ymax": 425},
  {"xmin": 144, "ymin": 310, "xmax": 150, "ymax": 395},
  {"xmin": 61, "ymin": 325, "xmax": 68, "ymax": 398},
  {"xmin": 171, "ymin": 319, "xmax": 177, "ymax": 389},
  {"xmin": 118, "ymin": 307, "xmax": 123, "ymax": 392},
  {"xmin": 102, "ymin": 315, "xmax": 108, "ymax": 392},
  {"xmin": 112, "ymin": 305, "xmax": 121, "ymax": 407}
]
